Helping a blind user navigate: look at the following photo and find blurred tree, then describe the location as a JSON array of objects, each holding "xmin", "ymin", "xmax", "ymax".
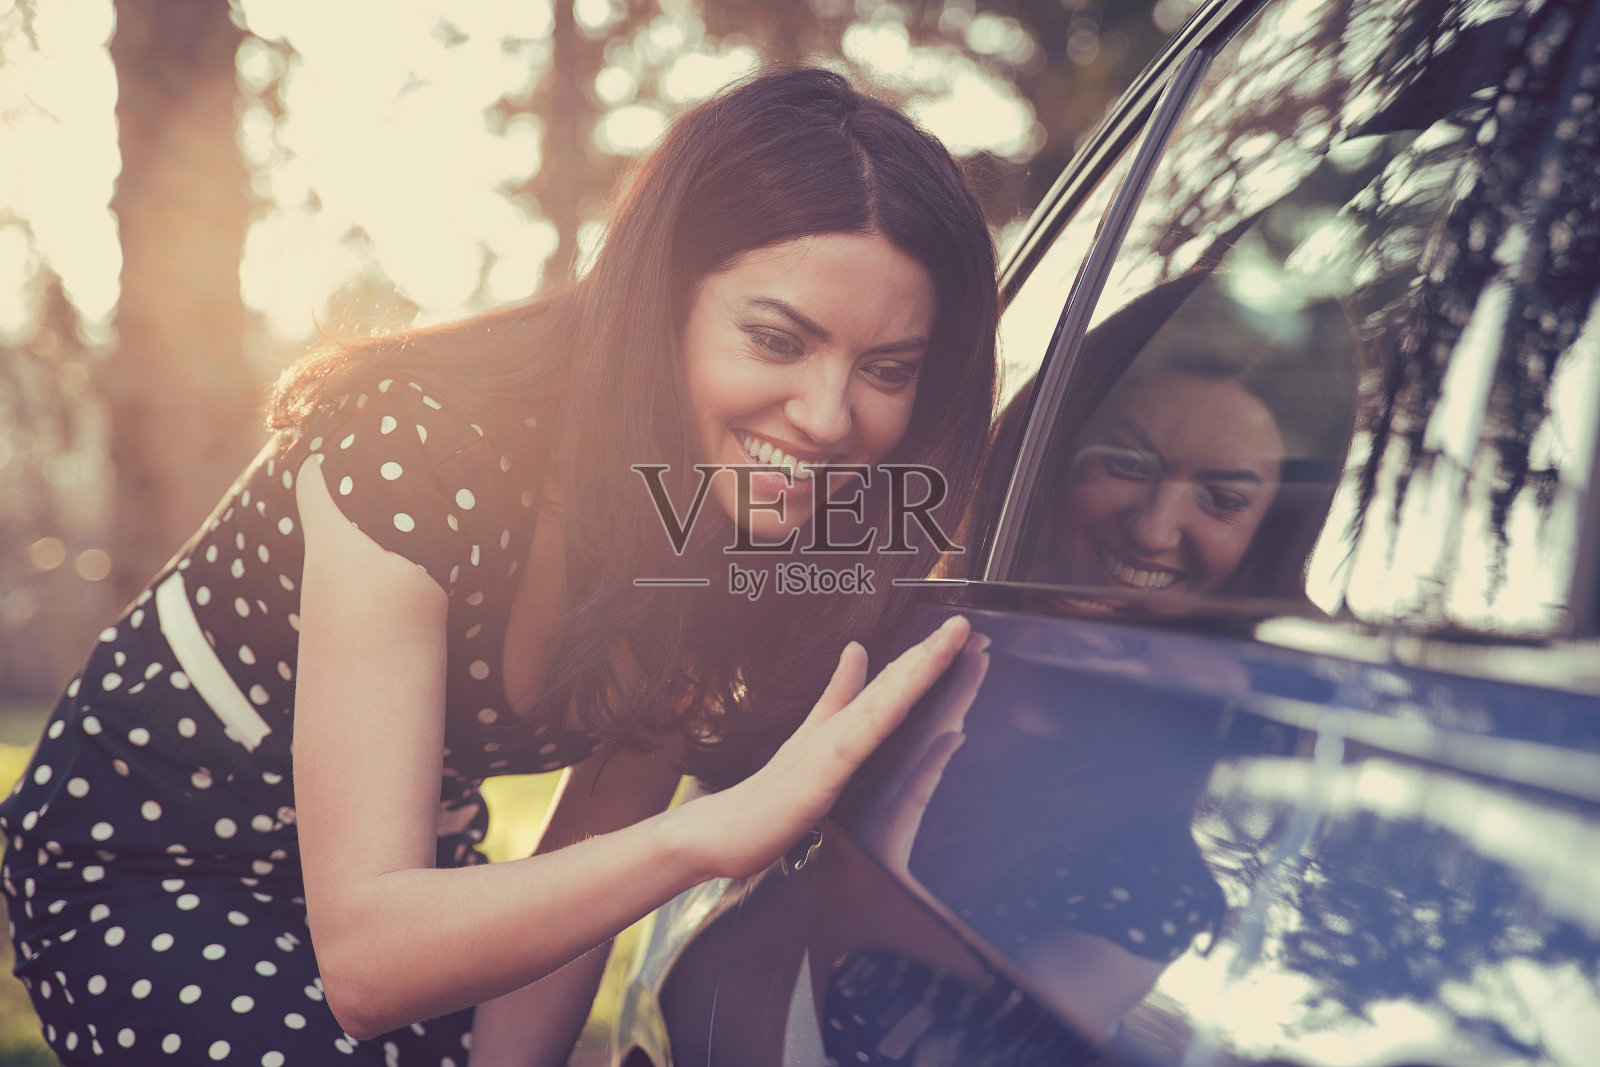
[
  {"xmin": 231, "ymin": 2, "xmax": 1179, "ymax": 342},
  {"xmin": 106, "ymin": 0, "xmax": 260, "ymax": 603},
  {"xmin": 610, "ymin": 0, "xmax": 1179, "ymax": 233},
  {"xmin": 535, "ymin": 0, "xmax": 609, "ymax": 284},
  {"xmin": 0, "ymin": 268, "xmax": 108, "ymax": 695}
]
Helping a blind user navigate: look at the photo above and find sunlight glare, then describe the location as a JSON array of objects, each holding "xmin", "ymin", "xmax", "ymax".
[
  {"xmin": 842, "ymin": 20, "xmax": 913, "ymax": 78},
  {"xmin": 0, "ymin": 0, "xmax": 119, "ymax": 338},
  {"xmin": 237, "ymin": 1, "xmax": 555, "ymax": 340},
  {"xmin": 908, "ymin": 64, "xmax": 1038, "ymax": 162},
  {"xmin": 594, "ymin": 103, "xmax": 667, "ymax": 154},
  {"xmin": 660, "ymin": 47, "xmax": 758, "ymax": 104},
  {"xmin": 576, "ymin": 0, "xmax": 622, "ymax": 35},
  {"xmin": 0, "ymin": 226, "xmax": 38, "ymax": 339},
  {"xmin": 594, "ymin": 64, "xmax": 638, "ymax": 105}
]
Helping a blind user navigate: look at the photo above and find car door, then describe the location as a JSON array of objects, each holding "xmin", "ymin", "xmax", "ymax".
[{"xmin": 696, "ymin": 0, "xmax": 1600, "ymax": 1064}]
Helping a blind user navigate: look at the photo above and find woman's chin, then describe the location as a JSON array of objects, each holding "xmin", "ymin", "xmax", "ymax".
[
  {"xmin": 709, "ymin": 471, "xmax": 822, "ymax": 548},
  {"xmin": 730, "ymin": 515, "xmax": 813, "ymax": 548}
]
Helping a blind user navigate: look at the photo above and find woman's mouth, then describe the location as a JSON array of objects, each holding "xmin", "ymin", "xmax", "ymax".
[
  {"xmin": 738, "ymin": 433, "xmax": 826, "ymax": 482},
  {"xmin": 1097, "ymin": 543, "xmax": 1179, "ymax": 591}
]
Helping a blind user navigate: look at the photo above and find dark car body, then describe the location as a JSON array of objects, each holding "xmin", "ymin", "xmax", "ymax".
[{"xmin": 573, "ymin": 0, "xmax": 1600, "ymax": 1063}]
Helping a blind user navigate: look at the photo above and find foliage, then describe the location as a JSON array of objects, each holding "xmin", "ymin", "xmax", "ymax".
[{"xmin": 0, "ymin": 737, "xmax": 54, "ymax": 1066}]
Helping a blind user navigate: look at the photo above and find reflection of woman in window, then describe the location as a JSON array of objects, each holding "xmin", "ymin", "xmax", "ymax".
[
  {"xmin": 1030, "ymin": 276, "xmax": 1359, "ymax": 602},
  {"xmin": 895, "ymin": 656, "xmax": 1234, "ymax": 1041},
  {"xmin": 1045, "ymin": 358, "xmax": 1288, "ymax": 595}
]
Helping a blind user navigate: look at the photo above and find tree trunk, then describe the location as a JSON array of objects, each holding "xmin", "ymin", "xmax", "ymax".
[
  {"xmin": 107, "ymin": 0, "xmax": 258, "ymax": 604},
  {"xmin": 542, "ymin": 0, "xmax": 591, "ymax": 285}
]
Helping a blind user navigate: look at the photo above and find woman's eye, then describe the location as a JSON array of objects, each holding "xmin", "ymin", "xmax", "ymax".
[
  {"xmin": 1098, "ymin": 446, "xmax": 1153, "ymax": 480},
  {"xmin": 864, "ymin": 362, "xmax": 919, "ymax": 389},
  {"xmin": 745, "ymin": 327, "xmax": 803, "ymax": 359},
  {"xmin": 1198, "ymin": 485, "xmax": 1251, "ymax": 516}
]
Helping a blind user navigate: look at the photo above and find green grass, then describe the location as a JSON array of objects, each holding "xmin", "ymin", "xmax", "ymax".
[{"xmin": 1, "ymin": 716, "xmax": 56, "ymax": 1066}]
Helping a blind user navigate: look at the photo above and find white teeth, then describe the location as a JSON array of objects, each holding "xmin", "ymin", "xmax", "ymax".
[
  {"xmin": 739, "ymin": 435, "xmax": 819, "ymax": 481},
  {"xmin": 1102, "ymin": 547, "xmax": 1176, "ymax": 591}
]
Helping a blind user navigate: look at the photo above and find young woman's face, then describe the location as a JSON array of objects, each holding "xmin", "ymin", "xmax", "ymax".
[
  {"xmin": 1047, "ymin": 373, "xmax": 1285, "ymax": 595},
  {"xmin": 681, "ymin": 232, "xmax": 937, "ymax": 542}
]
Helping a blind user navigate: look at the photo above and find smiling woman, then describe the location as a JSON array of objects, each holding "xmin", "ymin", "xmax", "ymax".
[
  {"xmin": 0, "ymin": 68, "xmax": 997, "ymax": 1065},
  {"xmin": 1023, "ymin": 273, "xmax": 1359, "ymax": 602},
  {"xmin": 1050, "ymin": 365, "xmax": 1287, "ymax": 595}
]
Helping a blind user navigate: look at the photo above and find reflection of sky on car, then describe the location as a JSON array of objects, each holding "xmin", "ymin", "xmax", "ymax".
[
  {"xmin": 995, "ymin": 145, "xmax": 1139, "ymax": 406},
  {"xmin": 1153, "ymin": 754, "xmax": 1600, "ymax": 1066},
  {"xmin": 1309, "ymin": 298, "xmax": 1598, "ymax": 630}
]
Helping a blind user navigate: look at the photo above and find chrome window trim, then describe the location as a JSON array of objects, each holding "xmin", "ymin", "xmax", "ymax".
[{"xmin": 997, "ymin": 0, "xmax": 1261, "ymax": 300}]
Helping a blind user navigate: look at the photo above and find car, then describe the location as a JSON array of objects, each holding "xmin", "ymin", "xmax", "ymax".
[{"xmin": 570, "ymin": 0, "xmax": 1600, "ymax": 1063}]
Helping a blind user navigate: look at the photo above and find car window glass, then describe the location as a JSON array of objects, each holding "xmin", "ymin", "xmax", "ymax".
[
  {"xmin": 1005, "ymin": 0, "xmax": 1600, "ymax": 639},
  {"xmin": 997, "ymin": 144, "xmax": 1139, "ymax": 409}
]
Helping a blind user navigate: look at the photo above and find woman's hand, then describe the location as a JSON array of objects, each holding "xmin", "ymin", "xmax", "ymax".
[
  {"xmin": 669, "ymin": 615, "xmax": 973, "ymax": 881},
  {"xmin": 855, "ymin": 631, "xmax": 991, "ymax": 877}
]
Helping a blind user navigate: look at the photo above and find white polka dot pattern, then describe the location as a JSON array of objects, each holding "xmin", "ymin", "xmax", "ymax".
[{"xmin": 0, "ymin": 376, "xmax": 599, "ymax": 1064}]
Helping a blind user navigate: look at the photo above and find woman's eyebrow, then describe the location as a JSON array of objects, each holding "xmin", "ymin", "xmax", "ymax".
[
  {"xmin": 747, "ymin": 297, "xmax": 831, "ymax": 340},
  {"xmin": 1195, "ymin": 468, "xmax": 1265, "ymax": 484},
  {"xmin": 745, "ymin": 296, "xmax": 930, "ymax": 355},
  {"xmin": 1110, "ymin": 417, "xmax": 1264, "ymax": 483},
  {"xmin": 1109, "ymin": 417, "xmax": 1162, "ymax": 460}
]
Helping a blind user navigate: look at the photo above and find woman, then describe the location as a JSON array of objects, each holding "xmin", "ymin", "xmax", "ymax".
[
  {"xmin": 1, "ymin": 68, "xmax": 996, "ymax": 1064},
  {"xmin": 1025, "ymin": 276, "xmax": 1358, "ymax": 601}
]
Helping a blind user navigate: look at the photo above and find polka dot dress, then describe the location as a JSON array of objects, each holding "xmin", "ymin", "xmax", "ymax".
[
  {"xmin": 822, "ymin": 948, "xmax": 1092, "ymax": 1066},
  {"xmin": 819, "ymin": 830, "xmax": 1224, "ymax": 1065},
  {"xmin": 950, "ymin": 832, "xmax": 1225, "ymax": 965},
  {"xmin": 1, "ymin": 378, "xmax": 602, "ymax": 1063}
]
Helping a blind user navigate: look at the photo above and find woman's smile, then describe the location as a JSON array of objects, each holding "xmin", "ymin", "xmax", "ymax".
[
  {"xmin": 736, "ymin": 431, "xmax": 833, "ymax": 482},
  {"xmin": 1095, "ymin": 542, "xmax": 1181, "ymax": 591}
]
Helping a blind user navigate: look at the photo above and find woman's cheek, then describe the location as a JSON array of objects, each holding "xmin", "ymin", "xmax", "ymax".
[
  {"xmin": 869, "ymin": 390, "xmax": 920, "ymax": 458},
  {"xmin": 1064, "ymin": 472, "xmax": 1132, "ymax": 527},
  {"xmin": 1198, "ymin": 507, "xmax": 1268, "ymax": 579}
]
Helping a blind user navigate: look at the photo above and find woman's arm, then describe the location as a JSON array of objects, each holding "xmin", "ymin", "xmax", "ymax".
[
  {"xmin": 468, "ymin": 747, "xmax": 684, "ymax": 1066},
  {"xmin": 292, "ymin": 456, "xmax": 972, "ymax": 1040}
]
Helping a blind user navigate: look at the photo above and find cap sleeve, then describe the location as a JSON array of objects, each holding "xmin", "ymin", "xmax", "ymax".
[{"xmin": 301, "ymin": 378, "xmax": 488, "ymax": 595}]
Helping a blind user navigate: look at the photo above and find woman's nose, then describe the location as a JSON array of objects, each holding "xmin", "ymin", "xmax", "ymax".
[
  {"xmin": 784, "ymin": 363, "xmax": 853, "ymax": 447},
  {"xmin": 1125, "ymin": 481, "xmax": 1187, "ymax": 555}
]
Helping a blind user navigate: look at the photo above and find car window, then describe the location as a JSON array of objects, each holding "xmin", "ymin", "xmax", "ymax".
[
  {"xmin": 1002, "ymin": 0, "xmax": 1600, "ymax": 639},
  {"xmin": 954, "ymin": 137, "xmax": 1151, "ymax": 575},
  {"xmin": 996, "ymin": 143, "xmax": 1140, "ymax": 409}
]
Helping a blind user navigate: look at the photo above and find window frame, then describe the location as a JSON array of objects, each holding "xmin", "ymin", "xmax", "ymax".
[
  {"xmin": 980, "ymin": 47, "xmax": 1213, "ymax": 582},
  {"xmin": 977, "ymin": 0, "xmax": 1268, "ymax": 583}
]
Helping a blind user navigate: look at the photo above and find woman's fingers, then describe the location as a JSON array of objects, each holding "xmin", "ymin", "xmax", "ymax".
[
  {"xmin": 844, "ymin": 615, "xmax": 971, "ymax": 736},
  {"xmin": 926, "ymin": 633, "xmax": 991, "ymax": 735},
  {"xmin": 808, "ymin": 640, "xmax": 869, "ymax": 723}
]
